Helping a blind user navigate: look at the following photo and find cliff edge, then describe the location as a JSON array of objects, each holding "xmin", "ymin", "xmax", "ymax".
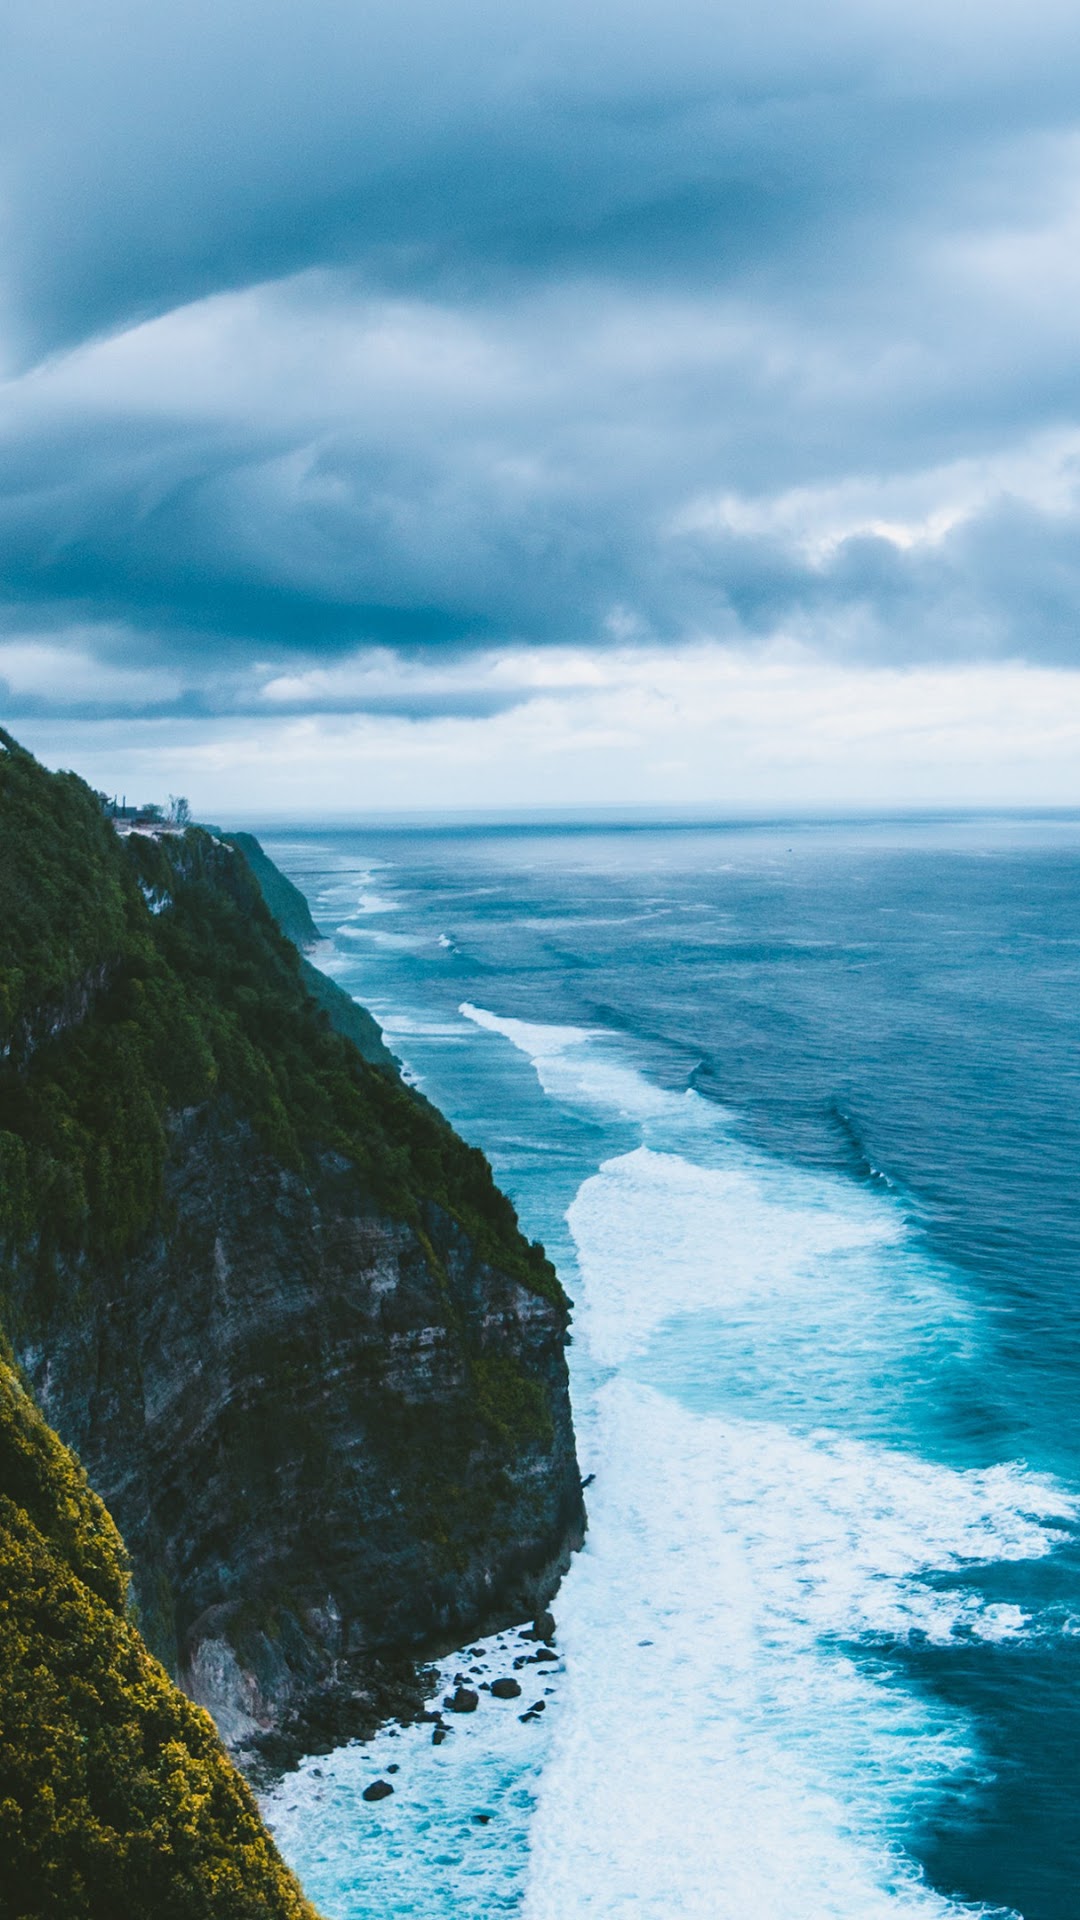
[{"xmin": 0, "ymin": 731, "xmax": 583, "ymax": 1771}]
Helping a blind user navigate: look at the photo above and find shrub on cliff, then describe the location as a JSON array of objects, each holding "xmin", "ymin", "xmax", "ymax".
[{"xmin": 0, "ymin": 1354, "xmax": 321, "ymax": 1920}]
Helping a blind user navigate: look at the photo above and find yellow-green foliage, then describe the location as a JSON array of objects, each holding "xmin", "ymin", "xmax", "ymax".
[
  {"xmin": 0, "ymin": 1357, "xmax": 323, "ymax": 1920},
  {"xmin": 472, "ymin": 1354, "xmax": 554, "ymax": 1448}
]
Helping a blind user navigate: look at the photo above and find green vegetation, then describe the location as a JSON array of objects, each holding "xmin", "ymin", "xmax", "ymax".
[
  {"xmin": 472, "ymin": 1353, "xmax": 554, "ymax": 1448},
  {"xmin": 223, "ymin": 832, "xmax": 321, "ymax": 948},
  {"xmin": 0, "ymin": 732, "xmax": 573, "ymax": 1912},
  {"xmin": 0, "ymin": 731, "xmax": 565, "ymax": 1312},
  {"xmin": 297, "ymin": 953, "xmax": 399, "ymax": 1070},
  {"xmin": 0, "ymin": 732, "xmax": 132, "ymax": 1046},
  {"xmin": 0, "ymin": 1351, "xmax": 321, "ymax": 1920},
  {"xmin": 225, "ymin": 829, "xmax": 398, "ymax": 1066}
]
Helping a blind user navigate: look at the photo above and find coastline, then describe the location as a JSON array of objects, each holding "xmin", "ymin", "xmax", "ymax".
[
  {"xmin": 0, "ymin": 747, "xmax": 585, "ymax": 1882},
  {"xmin": 260, "ymin": 819, "xmax": 1080, "ymax": 1920}
]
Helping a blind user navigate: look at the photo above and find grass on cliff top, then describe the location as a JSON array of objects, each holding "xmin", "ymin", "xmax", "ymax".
[
  {"xmin": 0, "ymin": 729, "xmax": 565, "ymax": 1313},
  {"xmin": 0, "ymin": 1350, "xmax": 323, "ymax": 1920}
]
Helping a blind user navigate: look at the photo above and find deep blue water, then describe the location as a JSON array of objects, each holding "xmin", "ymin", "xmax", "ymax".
[{"xmin": 259, "ymin": 815, "xmax": 1080, "ymax": 1920}]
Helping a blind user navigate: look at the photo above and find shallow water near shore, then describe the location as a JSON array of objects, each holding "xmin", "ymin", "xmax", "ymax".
[
  {"xmin": 260, "ymin": 814, "xmax": 1080, "ymax": 1919},
  {"xmin": 263, "ymin": 1627, "xmax": 561, "ymax": 1917}
]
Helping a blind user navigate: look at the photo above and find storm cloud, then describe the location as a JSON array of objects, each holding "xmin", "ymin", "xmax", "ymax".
[{"xmin": 4, "ymin": 0, "xmax": 1080, "ymax": 747}]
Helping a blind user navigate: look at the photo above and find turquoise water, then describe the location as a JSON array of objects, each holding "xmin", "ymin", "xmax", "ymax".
[{"xmin": 260, "ymin": 816, "xmax": 1080, "ymax": 1919}]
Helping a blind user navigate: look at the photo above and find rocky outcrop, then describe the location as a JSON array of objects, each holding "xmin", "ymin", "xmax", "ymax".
[
  {"xmin": 0, "ymin": 958, "xmax": 113, "ymax": 1066},
  {"xmin": 18, "ymin": 1102, "xmax": 583, "ymax": 1764}
]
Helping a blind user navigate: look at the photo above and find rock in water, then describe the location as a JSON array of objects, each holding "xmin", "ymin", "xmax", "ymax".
[
  {"xmin": 490, "ymin": 1676, "xmax": 523, "ymax": 1699},
  {"xmin": 521, "ymin": 1610, "xmax": 557, "ymax": 1643},
  {"xmin": 363, "ymin": 1780, "xmax": 394, "ymax": 1802},
  {"xmin": 447, "ymin": 1686, "xmax": 480, "ymax": 1714}
]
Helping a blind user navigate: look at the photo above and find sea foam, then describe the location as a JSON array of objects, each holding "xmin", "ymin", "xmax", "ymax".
[
  {"xmin": 271, "ymin": 999, "xmax": 1077, "ymax": 1919},
  {"xmin": 523, "ymin": 1379, "xmax": 1035, "ymax": 1920},
  {"xmin": 460, "ymin": 1005, "xmax": 1076, "ymax": 1917},
  {"xmin": 263, "ymin": 1628, "xmax": 560, "ymax": 1919}
]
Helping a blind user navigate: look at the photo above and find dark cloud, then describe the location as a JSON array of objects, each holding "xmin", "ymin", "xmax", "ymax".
[
  {"xmin": 7, "ymin": 0, "xmax": 1080, "ymax": 357},
  {"xmin": 4, "ymin": 0, "xmax": 1080, "ymax": 715},
  {"xmin": 0, "ymin": 2, "xmax": 922, "ymax": 351}
]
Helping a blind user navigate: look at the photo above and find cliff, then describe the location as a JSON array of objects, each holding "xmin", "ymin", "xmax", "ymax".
[
  {"xmin": 221, "ymin": 831, "xmax": 399, "ymax": 1073},
  {"xmin": 0, "ymin": 731, "xmax": 583, "ymax": 1775}
]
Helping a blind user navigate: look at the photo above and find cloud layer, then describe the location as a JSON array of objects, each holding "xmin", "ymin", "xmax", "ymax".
[
  {"xmin": 4, "ymin": 0, "xmax": 1080, "ymax": 792},
  {"xmin": 20, "ymin": 649, "xmax": 1080, "ymax": 817}
]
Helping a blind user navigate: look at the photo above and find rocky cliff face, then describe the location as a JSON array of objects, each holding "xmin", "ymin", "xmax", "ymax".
[
  {"xmin": 0, "ymin": 735, "xmax": 583, "ymax": 1769},
  {"xmin": 20, "ymin": 1105, "xmax": 582, "ymax": 1763}
]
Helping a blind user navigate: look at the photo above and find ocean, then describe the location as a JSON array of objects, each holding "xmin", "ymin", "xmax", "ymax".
[{"xmin": 258, "ymin": 814, "xmax": 1080, "ymax": 1920}]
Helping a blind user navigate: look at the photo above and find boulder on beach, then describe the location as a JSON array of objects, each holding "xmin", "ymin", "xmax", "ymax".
[{"xmin": 521, "ymin": 1610, "xmax": 556, "ymax": 1643}]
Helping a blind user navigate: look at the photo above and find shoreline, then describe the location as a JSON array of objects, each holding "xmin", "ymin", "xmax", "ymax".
[{"xmin": 262, "ymin": 1618, "xmax": 566, "ymax": 1910}]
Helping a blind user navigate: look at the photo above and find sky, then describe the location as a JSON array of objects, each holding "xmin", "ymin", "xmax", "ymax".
[{"xmin": 4, "ymin": 0, "xmax": 1080, "ymax": 814}]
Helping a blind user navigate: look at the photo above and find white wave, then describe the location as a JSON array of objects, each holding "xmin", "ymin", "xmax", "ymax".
[
  {"xmin": 346, "ymin": 868, "xmax": 399, "ymax": 915},
  {"xmin": 460, "ymin": 1002, "xmax": 596, "ymax": 1059},
  {"xmin": 336, "ymin": 925, "xmax": 428, "ymax": 949},
  {"xmin": 263, "ymin": 1626, "xmax": 561, "ymax": 1920},
  {"xmin": 383, "ymin": 1009, "xmax": 477, "ymax": 1040},
  {"xmin": 566, "ymin": 1146, "xmax": 1074, "ymax": 1620},
  {"xmin": 568, "ymin": 1143, "xmax": 902, "ymax": 1369},
  {"xmin": 450, "ymin": 1007, "xmax": 1072, "ymax": 1913},
  {"xmin": 459, "ymin": 1003, "xmax": 690, "ymax": 1122},
  {"xmin": 516, "ymin": 1091, "xmax": 1075, "ymax": 1917},
  {"xmin": 524, "ymin": 1378, "xmax": 1055, "ymax": 1920},
  {"xmin": 268, "ymin": 997, "xmax": 1074, "ymax": 1917}
]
